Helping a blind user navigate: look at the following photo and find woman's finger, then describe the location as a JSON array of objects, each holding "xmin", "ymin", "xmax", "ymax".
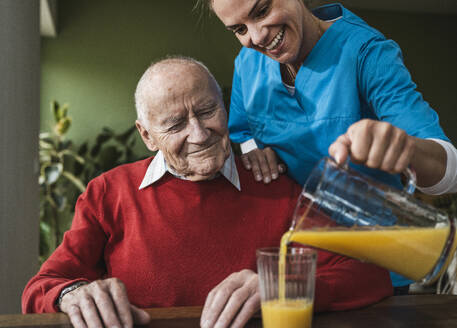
[
  {"xmin": 248, "ymin": 152, "xmax": 263, "ymax": 181},
  {"xmin": 255, "ymin": 150, "xmax": 272, "ymax": 183},
  {"xmin": 329, "ymin": 133, "xmax": 352, "ymax": 164},
  {"xmin": 264, "ymin": 147, "xmax": 279, "ymax": 180},
  {"xmin": 241, "ymin": 153, "xmax": 252, "ymax": 170},
  {"xmin": 365, "ymin": 124, "xmax": 393, "ymax": 169},
  {"xmin": 380, "ymin": 129, "xmax": 407, "ymax": 173}
]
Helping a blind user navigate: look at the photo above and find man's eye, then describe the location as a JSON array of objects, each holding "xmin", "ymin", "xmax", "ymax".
[
  {"xmin": 198, "ymin": 109, "xmax": 216, "ymax": 118},
  {"xmin": 168, "ymin": 122, "xmax": 185, "ymax": 132}
]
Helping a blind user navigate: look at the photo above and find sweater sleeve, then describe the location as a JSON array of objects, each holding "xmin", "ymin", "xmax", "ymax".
[
  {"xmin": 313, "ymin": 249, "xmax": 393, "ymax": 312},
  {"xmin": 22, "ymin": 178, "xmax": 108, "ymax": 313}
]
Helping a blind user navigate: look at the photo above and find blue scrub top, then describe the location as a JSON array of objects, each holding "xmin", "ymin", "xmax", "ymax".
[{"xmin": 228, "ymin": 3, "xmax": 449, "ymax": 287}]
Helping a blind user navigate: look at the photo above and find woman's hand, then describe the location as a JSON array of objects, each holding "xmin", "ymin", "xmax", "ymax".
[
  {"xmin": 200, "ymin": 270, "xmax": 260, "ymax": 328},
  {"xmin": 329, "ymin": 119, "xmax": 446, "ymax": 187},
  {"xmin": 241, "ymin": 147, "xmax": 286, "ymax": 183},
  {"xmin": 59, "ymin": 278, "xmax": 150, "ymax": 328},
  {"xmin": 329, "ymin": 119, "xmax": 416, "ymax": 174}
]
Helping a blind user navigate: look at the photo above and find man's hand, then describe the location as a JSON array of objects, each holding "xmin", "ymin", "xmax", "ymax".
[
  {"xmin": 200, "ymin": 270, "xmax": 260, "ymax": 328},
  {"xmin": 329, "ymin": 119, "xmax": 416, "ymax": 174},
  {"xmin": 241, "ymin": 147, "xmax": 286, "ymax": 183},
  {"xmin": 59, "ymin": 278, "xmax": 150, "ymax": 328}
]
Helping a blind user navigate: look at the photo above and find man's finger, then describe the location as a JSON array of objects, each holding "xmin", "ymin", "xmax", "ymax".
[
  {"xmin": 109, "ymin": 279, "xmax": 134, "ymax": 328},
  {"xmin": 229, "ymin": 293, "xmax": 260, "ymax": 328},
  {"xmin": 92, "ymin": 290, "xmax": 122, "ymax": 328},
  {"xmin": 213, "ymin": 288, "xmax": 250, "ymax": 328},
  {"xmin": 201, "ymin": 280, "xmax": 242, "ymax": 328},
  {"xmin": 130, "ymin": 305, "xmax": 151, "ymax": 325},
  {"xmin": 79, "ymin": 296, "xmax": 104, "ymax": 328},
  {"xmin": 67, "ymin": 305, "xmax": 88, "ymax": 328},
  {"xmin": 201, "ymin": 290, "xmax": 215, "ymax": 327}
]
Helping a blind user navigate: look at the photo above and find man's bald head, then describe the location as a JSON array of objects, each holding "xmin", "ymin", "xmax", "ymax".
[{"xmin": 134, "ymin": 56, "xmax": 223, "ymax": 124}]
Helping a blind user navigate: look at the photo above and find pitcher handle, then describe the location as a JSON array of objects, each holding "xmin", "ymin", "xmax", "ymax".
[
  {"xmin": 341, "ymin": 156, "xmax": 417, "ymax": 195},
  {"xmin": 403, "ymin": 166, "xmax": 416, "ymax": 195}
]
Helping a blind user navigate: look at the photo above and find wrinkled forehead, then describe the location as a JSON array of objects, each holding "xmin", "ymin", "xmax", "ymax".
[{"xmin": 142, "ymin": 64, "xmax": 221, "ymax": 123}]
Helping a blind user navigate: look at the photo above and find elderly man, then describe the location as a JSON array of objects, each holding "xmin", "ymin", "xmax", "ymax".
[{"xmin": 23, "ymin": 57, "xmax": 392, "ymax": 328}]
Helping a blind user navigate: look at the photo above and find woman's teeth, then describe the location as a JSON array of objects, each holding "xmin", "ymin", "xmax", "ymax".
[{"xmin": 265, "ymin": 28, "xmax": 284, "ymax": 51}]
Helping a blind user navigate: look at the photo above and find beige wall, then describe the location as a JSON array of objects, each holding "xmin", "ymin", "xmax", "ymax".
[{"xmin": 0, "ymin": 0, "xmax": 40, "ymax": 314}]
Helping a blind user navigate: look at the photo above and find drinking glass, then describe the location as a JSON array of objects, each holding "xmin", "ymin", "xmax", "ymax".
[{"xmin": 257, "ymin": 247, "xmax": 316, "ymax": 328}]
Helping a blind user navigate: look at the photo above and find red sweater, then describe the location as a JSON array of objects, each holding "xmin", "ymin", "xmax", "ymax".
[{"xmin": 22, "ymin": 157, "xmax": 392, "ymax": 313}]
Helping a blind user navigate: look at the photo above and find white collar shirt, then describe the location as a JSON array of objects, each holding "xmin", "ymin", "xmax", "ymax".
[{"xmin": 139, "ymin": 149, "xmax": 241, "ymax": 191}]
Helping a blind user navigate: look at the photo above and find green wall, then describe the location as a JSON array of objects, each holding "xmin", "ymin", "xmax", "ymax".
[
  {"xmin": 40, "ymin": 0, "xmax": 241, "ymax": 156},
  {"xmin": 41, "ymin": 1, "xmax": 457, "ymax": 157}
]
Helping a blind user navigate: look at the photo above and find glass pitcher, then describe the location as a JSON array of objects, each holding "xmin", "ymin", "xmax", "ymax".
[{"xmin": 288, "ymin": 157, "xmax": 457, "ymax": 284}]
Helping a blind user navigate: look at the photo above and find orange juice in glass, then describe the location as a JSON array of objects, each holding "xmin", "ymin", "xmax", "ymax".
[{"xmin": 257, "ymin": 247, "xmax": 316, "ymax": 328}]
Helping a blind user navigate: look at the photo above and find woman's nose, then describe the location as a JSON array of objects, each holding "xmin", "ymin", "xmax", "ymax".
[{"xmin": 246, "ymin": 24, "xmax": 267, "ymax": 48}]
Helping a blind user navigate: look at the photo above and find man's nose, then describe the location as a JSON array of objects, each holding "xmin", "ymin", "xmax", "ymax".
[{"xmin": 187, "ymin": 118, "xmax": 210, "ymax": 144}]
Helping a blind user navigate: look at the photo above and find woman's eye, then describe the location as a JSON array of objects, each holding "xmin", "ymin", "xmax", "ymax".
[
  {"xmin": 234, "ymin": 26, "xmax": 247, "ymax": 35},
  {"xmin": 257, "ymin": 5, "xmax": 269, "ymax": 18}
]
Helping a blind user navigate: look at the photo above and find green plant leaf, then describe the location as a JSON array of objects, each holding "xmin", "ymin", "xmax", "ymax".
[
  {"xmin": 59, "ymin": 103, "xmax": 69, "ymax": 119},
  {"xmin": 51, "ymin": 191, "xmax": 67, "ymax": 211},
  {"xmin": 78, "ymin": 142, "xmax": 88, "ymax": 156},
  {"xmin": 60, "ymin": 149, "xmax": 85, "ymax": 164},
  {"xmin": 55, "ymin": 117, "xmax": 72, "ymax": 136},
  {"xmin": 90, "ymin": 143, "xmax": 101, "ymax": 157},
  {"xmin": 99, "ymin": 146, "xmax": 122, "ymax": 170},
  {"xmin": 39, "ymin": 132, "xmax": 51, "ymax": 139},
  {"xmin": 51, "ymin": 100, "xmax": 60, "ymax": 122},
  {"xmin": 43, "ymin": 163, "xmax": 63, "ymax": 184},
  {"xmin": 96, "ymin": 132, "xmax": 112, "ymax": 145},
  {"xmin": 39, "ymin": 138, "xmax": 55, "ymax": 150},
  {"xmin": 62, "ymin": 171, "xmax": 86, "ymax": 193}
]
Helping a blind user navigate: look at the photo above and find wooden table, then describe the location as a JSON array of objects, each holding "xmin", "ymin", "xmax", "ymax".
[{"xmin": 1, "ymin": 295, "xmax": 457, "ymax": 328}]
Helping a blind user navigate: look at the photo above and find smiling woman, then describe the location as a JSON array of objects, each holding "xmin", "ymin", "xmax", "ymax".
[{"xmin": 204, "ymin": 0, "xmax": 457, "ymax": 290}]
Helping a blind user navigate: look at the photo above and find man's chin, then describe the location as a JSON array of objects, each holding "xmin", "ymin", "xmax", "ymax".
[{"xmin": 184, "ymin": 158, "xmax": 226, "ymax": 181}]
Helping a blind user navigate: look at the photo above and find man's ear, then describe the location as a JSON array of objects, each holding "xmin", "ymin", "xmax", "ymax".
[{"xmin": 135, "ymin": 120, "xmax": 159, "ymax": 152}]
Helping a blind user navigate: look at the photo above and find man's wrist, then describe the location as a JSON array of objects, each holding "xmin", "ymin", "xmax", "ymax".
[{"xmin": 57, "ymin": 281, "xmax": 88, "ymax": 309}]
